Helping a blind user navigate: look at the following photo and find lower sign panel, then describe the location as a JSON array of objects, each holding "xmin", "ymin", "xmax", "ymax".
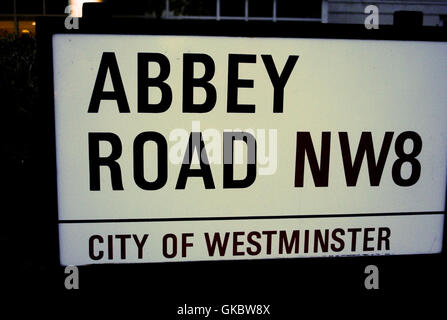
[{"xmin": 59, "ymin": 214, "xmax": 444, "ymax": 265}]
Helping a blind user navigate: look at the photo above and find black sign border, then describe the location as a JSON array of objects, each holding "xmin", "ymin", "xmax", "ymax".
[{"xmin": 35, "ymin": 17, "xmax": 447, "ymax": 301}]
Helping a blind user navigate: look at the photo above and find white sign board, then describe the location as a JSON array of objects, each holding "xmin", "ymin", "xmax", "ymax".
[{"xmin": 52, "ymin": 34, "xmax": 447, "ymax": 265}]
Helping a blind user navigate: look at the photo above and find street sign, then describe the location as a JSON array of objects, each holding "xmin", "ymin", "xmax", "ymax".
[{"xmin": 52, "ymin": 31, "xmax": 447, "ymax": 265}]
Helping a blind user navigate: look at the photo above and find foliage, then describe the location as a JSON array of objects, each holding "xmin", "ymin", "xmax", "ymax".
[
  {"xmin": 0, "ymin": 34, "xmax": 44, "ymax": 278},
  {"xmin": 0, "ymin": 34, "xmax": 37, "ymax": 166}
]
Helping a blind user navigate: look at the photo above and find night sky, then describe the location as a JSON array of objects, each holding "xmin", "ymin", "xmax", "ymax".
[
  {"xmin": 0, "ymin": 1, "xmax": 323, "ymax": 18},
  {"xmin": 0, "ymin": 0, "xmax": 67, "ymax": 14}
]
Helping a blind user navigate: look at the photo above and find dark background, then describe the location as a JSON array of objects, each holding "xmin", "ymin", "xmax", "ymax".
[{"xmin": 0, "ymin": 0, "xmax": 323, "ymax": 19}]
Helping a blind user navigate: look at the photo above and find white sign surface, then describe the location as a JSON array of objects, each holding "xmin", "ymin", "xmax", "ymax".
[{"xmin": 53, "ymin": 34, "xmax": 447, "ymax": 265}]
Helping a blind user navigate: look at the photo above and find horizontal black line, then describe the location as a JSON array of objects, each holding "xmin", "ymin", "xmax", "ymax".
[{"xmin": 58, "ymin": 211, "xmax": 445, "ymax": 224}]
